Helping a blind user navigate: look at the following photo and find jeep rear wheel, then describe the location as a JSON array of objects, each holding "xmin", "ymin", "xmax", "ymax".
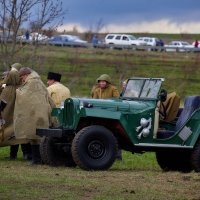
[
  {"xmin": 40, "ymin": 136, "xmax": 76, "ymax": 167},
  {"xmin": 71, "ymin": 125, "xmax": 118, "ymax": 170},
  {"xmin": 156, "ymin": 150, "xmax": 192, "ymax": 172},
  {"xmin": 191, "ymin": 139, "xmax": 200, "ymax": 172}
]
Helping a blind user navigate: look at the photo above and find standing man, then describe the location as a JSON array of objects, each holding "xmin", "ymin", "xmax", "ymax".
[
  {"xmin": 0, "ymin": 63, "xmax": 21, "ymax": 160},
  {"xmin": 47, "ymin": 72, "xmax": 71, "ymax": 107},
  {"xmin": 0, "ymin": 63, "xmax": 32, "ymax": 160},
  {"xmin": 194, "ymin": 39, "xmax": 199, "ymax": 48},
  {"xmin": 14, "ymin": 67, "xmax": 52, "ymax": 164}
]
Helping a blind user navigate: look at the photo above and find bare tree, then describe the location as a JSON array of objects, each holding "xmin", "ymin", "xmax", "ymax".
[
  {"xmin": 0, "ymin": 0, "xmax": 64, "ymax": 67},
  {"xmin": 29, "ymin": 0, "xmax": 64, "ymax": 34},
  {"xmin": 84, "ymin": 18, "xmax": 105, "ymax": 41},
  {"xmin": 95, "ymin": 18, "xmax": 105, "ymax": 33}
]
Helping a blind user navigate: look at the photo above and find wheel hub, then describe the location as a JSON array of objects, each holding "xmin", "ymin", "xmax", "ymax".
[{"xmin": 87, "ymin": 140, "xmax": 105, "ymax": 159}]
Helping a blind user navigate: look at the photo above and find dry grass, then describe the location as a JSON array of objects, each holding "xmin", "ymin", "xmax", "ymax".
[{"xmin": 0, "ymin": 148, "xmax": 200, "ymax": 200}]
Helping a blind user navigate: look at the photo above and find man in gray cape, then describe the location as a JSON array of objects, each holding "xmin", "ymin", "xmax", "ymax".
[{"xmin": 14, "ymin": 67, "xmax": 52, "ymax": 164}]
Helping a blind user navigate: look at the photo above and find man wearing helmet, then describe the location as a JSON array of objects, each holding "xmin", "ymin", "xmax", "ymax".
[
  {"xmin": 92, "ymin": 74, "xmax": 122, "ymax": 160},
  {"xmin": 92, "ymin": 74, "xmax": 119, "ymax": 99}
]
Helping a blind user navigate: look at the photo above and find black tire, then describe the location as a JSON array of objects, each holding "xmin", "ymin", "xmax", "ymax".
[
  {"xmin": 71, "ymin": 125, "xmax": 118, "ymax": 170},
  {"xmin": 40, "ymin": 136, "xmax": 76, "ymax": 167},
  {"xmin": 191, "ymin": 139, "xmax": 200, "ymax": 172},
  {"xmin": 156, "ymin": 150, "xmax": 192, "ymax": 173}
]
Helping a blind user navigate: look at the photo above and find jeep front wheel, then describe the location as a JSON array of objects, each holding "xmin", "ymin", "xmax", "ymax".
[{"xmin": 71, "ymin": 125, "xmax": 118, "ymax": 170}]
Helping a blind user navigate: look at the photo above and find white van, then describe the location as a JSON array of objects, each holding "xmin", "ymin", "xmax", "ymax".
[
  {"xmin": 138, "ymin": 37, "xmax": 160, "ymax": 46},
  {"xmin": 105, "ymin": 34, "xmax": 146, "ymax": 46}
]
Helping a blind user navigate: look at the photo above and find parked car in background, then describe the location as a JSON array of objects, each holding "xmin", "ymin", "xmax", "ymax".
[
  {"xmin": 0, "ymin": 30, "xmax": 13, "ymax": 41},
  {"xmin": 105, "ymin": 34, "xmax": 146, "ymax": 47},
  {"xmin": 138, "ymin": 37, "xmax": 164, "ymax": 51},
  {"xmin": 138, "ymin": 37, "xmax": 159, "ymax": 46},
  {"xmin": 48, "ymin": 35, "xmax": 88, "ymax": 47},
  {"xmin": 165, "ymin": 41, "xmax": 194, "ymax": 52},
  {"xmin": 17, "ymin": 32, "xmax": 48, "ymax": 43}
]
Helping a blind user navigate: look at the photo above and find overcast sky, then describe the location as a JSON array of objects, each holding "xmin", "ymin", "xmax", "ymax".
[{"xmin": 58, "ymin": 0, "xmax": 200, "ymax": 33}]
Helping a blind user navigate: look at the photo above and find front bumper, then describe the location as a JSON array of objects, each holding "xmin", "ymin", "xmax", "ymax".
[
  {"xmin": 36, "ymin": 127, "xmax": 75, "ymax": 138},
  {"xmin": 36, "ymin": 128, "xmax": 63, "ymax": 137}
]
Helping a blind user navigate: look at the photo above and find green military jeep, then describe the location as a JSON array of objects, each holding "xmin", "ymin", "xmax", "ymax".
[{"xmin": 37, "ymin": 77, "xmax": 200, "ymax": 172}]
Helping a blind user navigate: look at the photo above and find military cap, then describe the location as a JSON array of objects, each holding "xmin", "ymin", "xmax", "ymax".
[{"xmin": 47, "ymin": 72, "xmax": 61, "ymax": 82}]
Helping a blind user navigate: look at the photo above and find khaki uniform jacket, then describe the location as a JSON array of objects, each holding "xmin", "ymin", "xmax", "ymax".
[
  {"xmin": 14, "ymin": 71, "xmax": 52, "ymax": 142},
  {"xmin": 92, "ymin": 84, "xmax": 120, "ymax": 99},
  {"xmin": 47, "ymin": 82, "xmax": 71, "ymax": 107},
  {"xmin": 0, "ymin": 69, "xmax": 21, "ymax": 145}
]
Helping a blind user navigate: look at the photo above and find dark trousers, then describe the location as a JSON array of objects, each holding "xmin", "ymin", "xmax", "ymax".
[
  {"xmin": 31, "ymin": 144, "xmax": 41, "ymax": 164},
  {"xmin": 10, "ymin": 143, "xmax": 32, "ymax": 159}
]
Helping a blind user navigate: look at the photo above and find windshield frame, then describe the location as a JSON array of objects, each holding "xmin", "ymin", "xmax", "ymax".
[{"xmin": 121, "ymin": 77, "xmax": 164, "ymax": 100}]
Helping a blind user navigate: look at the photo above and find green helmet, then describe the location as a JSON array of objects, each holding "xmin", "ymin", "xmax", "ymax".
[
  {"xmin": 97, "ymin": 74, "xmax": 111, "ymax": 83},
  {"xmin": 11, "ymin": 63, "xmax": 22, "ymax": 71}
]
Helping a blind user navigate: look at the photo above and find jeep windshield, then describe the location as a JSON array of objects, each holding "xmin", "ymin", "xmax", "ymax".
[{"xmin": 122, "ymin": 78, "xmax": 164, "ymax": 99}]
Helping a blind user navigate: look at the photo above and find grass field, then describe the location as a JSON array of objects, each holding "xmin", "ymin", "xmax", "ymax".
[
  {"xmin": 1, "ymin": 45, "xmax": 200, "ymax": 199},
  {"xmin": 7, "ymin": 45, "xmax": 200, "ymax": 99},
  {"xmin": 0, "ymin": 147, "xmax": 200, "ymax": 200}
]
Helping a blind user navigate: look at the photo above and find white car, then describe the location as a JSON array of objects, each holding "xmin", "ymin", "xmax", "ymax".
[
  {"xmin": 164, "ymin": 41, "xmax": 194, "ymax": 52},
  {"xmin": 105, "ymin": 34, "xmax": 146, "ymax": 46},
  {"xmin": 138, "ymin": 37, "xmax": 160, "ymax": 46},
  {"xmin": 17, "ymin": 32, "xmax": 48, "ymax": 42}
]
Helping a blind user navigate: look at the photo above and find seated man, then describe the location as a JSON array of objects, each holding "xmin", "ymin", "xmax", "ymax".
[
  {"xmin": 154, "ymin": 91, "xmax": 180, "ymax": 138},
  {"xmin": 159, "ymin": 91, "xmax": 180, "ymax": 122}
]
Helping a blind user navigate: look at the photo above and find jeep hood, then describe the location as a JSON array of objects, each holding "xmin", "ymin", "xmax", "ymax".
[{"xmin": 74, "ymin": 97, "xmax": 156, "ymax": 114}]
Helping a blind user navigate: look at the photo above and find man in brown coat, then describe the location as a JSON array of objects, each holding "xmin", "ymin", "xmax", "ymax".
[
  {"xmin": 92, "ymin": 74, "xmax": 120, "ymax": 99},
  {"xmin": 92, "ymin": 74, "xmax": 122, "ymax": 160},
  {"xmin": 14, "ymin": 67, "xmax": 52, "ymax": 164}
]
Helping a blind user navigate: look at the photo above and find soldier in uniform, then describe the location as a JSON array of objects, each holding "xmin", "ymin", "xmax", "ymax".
[
  {"xmin": 14, "ymin": 67, "xmax": 52, "ymax": 164},
  {"xmin": 47, "ymin": 72, "xmax": 71, "ymax": 107},
  {"xmin": 92, "ymin": 74, "xmax": 120, "ymax": 99},
  {"xmin": 0, "ymin": 63, "xmax": 32, "ymax": 160},
  {"xmin": 92, "ymin": 74, "xmax": 122, "ymax": 160}
]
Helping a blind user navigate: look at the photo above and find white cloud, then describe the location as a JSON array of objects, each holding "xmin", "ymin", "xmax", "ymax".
[
  {"xmin": 58, "ymin": 19, "xmax": 200, "ymax": 33},
  {"xmin": 57, "ymin": 23, "xmax": 87, "ymax": 33}
]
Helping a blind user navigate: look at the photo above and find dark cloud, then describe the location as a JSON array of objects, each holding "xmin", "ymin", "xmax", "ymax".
[{"xmin": 63, "ymin": 0, "xmax": 200, "ymax": 26}]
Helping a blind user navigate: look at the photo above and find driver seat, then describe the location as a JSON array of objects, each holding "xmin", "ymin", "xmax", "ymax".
[{"xmin": 157, "ymin": 96, "xmax": 200, "ymax": 139}]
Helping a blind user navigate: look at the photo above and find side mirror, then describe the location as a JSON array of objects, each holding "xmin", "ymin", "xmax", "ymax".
[{"xmin": 159, "ymin": 89, "xmax": 167, "ymax": 102}]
